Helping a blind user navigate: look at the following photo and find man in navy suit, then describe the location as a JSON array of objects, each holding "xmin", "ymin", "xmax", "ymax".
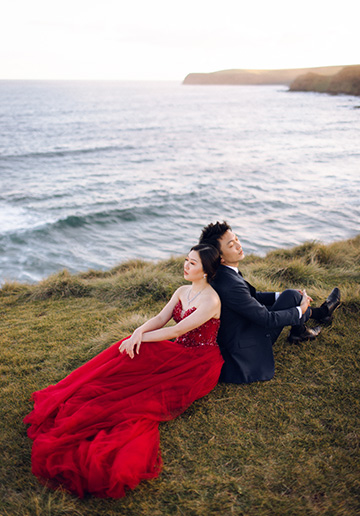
[{"xmin": 199, "ymin": 221, "xmax": 340, "ymax": 384}]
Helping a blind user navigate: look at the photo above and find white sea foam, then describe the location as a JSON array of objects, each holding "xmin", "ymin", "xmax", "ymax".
[{"xmin": 0, "ymin": 203, "xmax": 36, "ymax": 233}]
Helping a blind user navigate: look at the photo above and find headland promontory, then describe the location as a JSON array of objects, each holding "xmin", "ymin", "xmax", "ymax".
[
  {"xmin": 183, "ymin": 66, "xmax": 344, "ymax": 86},
  {"xmin": 183, "ymin": 65, "xmax": 360, "ymax": 96},
  {"xmin": 289, "ymin": 65, "xmax": 360, "ymax": 96}
]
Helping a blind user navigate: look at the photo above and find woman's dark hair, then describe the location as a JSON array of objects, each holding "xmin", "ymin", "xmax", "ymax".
[
  {"xmin": 190, "ymin": 243, "xmax": 221, "ymax": 282},
  {"xmin": 199, "ymin": 221, "xmax": 232, "ymax": 252}
]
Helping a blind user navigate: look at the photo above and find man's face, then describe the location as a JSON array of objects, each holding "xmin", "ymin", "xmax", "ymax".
[{"xmin": 219, "ymin": 229, "xmax": 245, "ymax": 267}]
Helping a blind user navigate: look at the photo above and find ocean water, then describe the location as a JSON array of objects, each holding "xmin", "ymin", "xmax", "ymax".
[{"xmin": 0, "ymin": 80, "xmax": 359, "ymax": 284}]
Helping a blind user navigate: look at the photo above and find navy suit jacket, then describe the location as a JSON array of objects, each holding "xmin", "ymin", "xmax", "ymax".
[{"xmin": 211, "ymin": 265, "xmax": 301, "ymax": 384}]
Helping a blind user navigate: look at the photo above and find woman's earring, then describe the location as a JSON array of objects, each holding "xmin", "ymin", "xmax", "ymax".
[{"xmin": 204, "ymin": 274, "xmax": 207, "ymax": 278}]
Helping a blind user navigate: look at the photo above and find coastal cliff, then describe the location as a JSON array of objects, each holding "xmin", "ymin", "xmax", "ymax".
[
  {"xmin": 183, "ymin": 66, "xmax": 343, "ymax": 86},
  {"xmin": 289, "ymin": 65, "xmax": 360, "ymax": 96}
]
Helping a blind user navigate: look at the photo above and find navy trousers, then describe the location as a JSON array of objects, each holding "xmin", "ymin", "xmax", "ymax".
[{"xmin": 268, "ymin": 289, "xmax": 311, "ymax": 344}]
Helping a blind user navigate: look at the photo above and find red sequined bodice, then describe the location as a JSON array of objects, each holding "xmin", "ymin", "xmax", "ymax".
[{"xmin": 172, "ymin": 300, "xmax": 220, "ymax": 348}]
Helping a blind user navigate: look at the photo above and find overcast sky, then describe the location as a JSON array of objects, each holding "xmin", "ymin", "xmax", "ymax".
[{"xmin": 0, "ymin": 0, "xmax": 358, "ymax": 80}]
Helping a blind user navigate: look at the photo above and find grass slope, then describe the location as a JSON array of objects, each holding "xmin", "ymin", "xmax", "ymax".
[{"xmin": 1, "ymin": 237, "xmax": 359, "ymax": 516}]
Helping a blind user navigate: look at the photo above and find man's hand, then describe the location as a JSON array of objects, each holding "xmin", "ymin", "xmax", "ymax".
[{"xmin": 300, "ymin": 289, "xmax": 313, "ymax": 315}]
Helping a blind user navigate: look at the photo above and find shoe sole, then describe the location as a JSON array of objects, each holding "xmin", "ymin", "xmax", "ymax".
[{"xmin": 288, "ymin": 334, "xmax": 319, "ymax": 343}]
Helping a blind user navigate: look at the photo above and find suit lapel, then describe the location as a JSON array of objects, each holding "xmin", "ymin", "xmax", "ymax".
[
  {"xmin": 244, "ymin": 279, "xmax": 257, "ymax": 298},
  {"xmin": 223, "ymin": 266, "xmax": 257, "ymax": 298}
]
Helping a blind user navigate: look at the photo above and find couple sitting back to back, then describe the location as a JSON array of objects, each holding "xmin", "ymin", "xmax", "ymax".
[{"xmin": 24, "ymin": 220, "xmax": 340, "ymax": 499}]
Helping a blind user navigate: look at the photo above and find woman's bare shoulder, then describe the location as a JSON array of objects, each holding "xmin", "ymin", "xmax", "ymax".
[
  {"xmin": 209, "ymin": 284, "xmax": 220, "ymax": 298},
  {"xmin": 176, "ymin": 285, "xmax": 190, "ymax": 295},
  {"xmin": 205, "ymin": 285, "xmax": 221, "ymax": 305}
]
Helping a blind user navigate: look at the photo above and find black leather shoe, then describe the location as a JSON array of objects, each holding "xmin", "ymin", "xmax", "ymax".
[
  {"xmin": 319, "ymin": 287, "xmax": 341, "ymax": 324},
  {"xmin": 288, "ymin": 325, "xmax": 322, "ymax": 343}
]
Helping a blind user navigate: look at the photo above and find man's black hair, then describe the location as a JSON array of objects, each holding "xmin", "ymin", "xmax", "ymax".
[{"xmin": 199, "ymin": 221, "xmax": 232, "ymax": 252}]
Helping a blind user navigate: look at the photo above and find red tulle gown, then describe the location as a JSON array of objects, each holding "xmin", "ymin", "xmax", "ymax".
[{"xmin": 24, "ymin": 300, "xmax": 224, "ymax": 498}]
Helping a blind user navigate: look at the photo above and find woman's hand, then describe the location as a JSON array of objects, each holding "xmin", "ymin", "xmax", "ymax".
[{"xmin": 118, "ymin": 329, "xmax": 143, "ymax": 358}]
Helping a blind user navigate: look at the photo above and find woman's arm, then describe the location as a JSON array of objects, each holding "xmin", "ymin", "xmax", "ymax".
[
  {"xmin": 120, "ymin": 291, "xmax": 220, "ymax": 358},
  {"xmin": 119, "ymin": 287, "xmax": 184, "ymax": 357},
  {"xmin": 142, "ymin": 295, "xmax": 219, "ymax": 341}
]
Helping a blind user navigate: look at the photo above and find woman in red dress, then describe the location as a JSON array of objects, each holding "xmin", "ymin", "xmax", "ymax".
[{"xmin": 24, "ymin": 244, "xmax": 224, "ymax": 499}]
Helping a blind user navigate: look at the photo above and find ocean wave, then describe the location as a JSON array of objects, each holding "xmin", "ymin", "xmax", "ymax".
[
  {"xmin": 0, "ymin": 144, "xmax": 136, "ymax": 161},
  {"xmin": 1, "ymin": 205, "xmax": 171, "ymax": 241},
  {"xmin": 54, "ymin": 202, "xmax": 185, "ymax": 228},
  {"xmin": 0, "ymin": 191, "xmax": 69, "ymax": 204},
  {"xmin": 53, "ymin": 209, "xmax": 144, "ymax": 228}
]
